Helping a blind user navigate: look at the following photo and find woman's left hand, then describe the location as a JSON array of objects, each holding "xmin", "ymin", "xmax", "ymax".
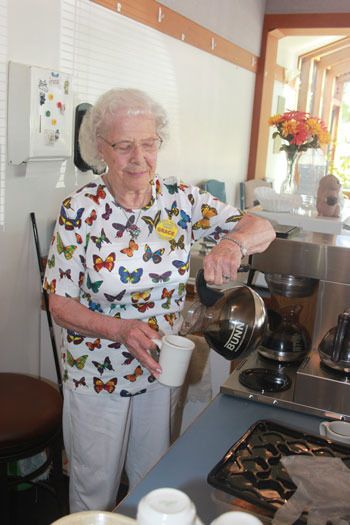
[
  {"xmin": 203, "ymin": 213, "xmax": 275, "ymax": 285},
  {"xmin": 203, "ymin": 240, "xmax": 242, "ymax": 285}
]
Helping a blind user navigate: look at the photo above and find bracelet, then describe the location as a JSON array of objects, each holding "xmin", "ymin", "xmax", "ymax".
[{"xmin": 221, "ymin": 235, "xmax": 248, "ymax": 258}]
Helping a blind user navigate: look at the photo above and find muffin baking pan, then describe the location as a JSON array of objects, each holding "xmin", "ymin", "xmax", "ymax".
[{"xmin": 207, "ymin": 420, "xmax": 350, "ymax": 522}]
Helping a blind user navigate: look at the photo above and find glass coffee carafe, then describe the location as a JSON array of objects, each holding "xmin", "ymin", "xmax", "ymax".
[
  {"xmin": 258, "ymin": 304, "xmax": 311, "ymax": 362},
  {"xmin": 181, "ymin": 270, "xmax": 267, "ymax": 362}
]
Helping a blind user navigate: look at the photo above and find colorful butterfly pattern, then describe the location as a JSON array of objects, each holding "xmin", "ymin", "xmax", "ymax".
[
  {"xmin": 85, "ymin": 184, "xmax": 106, "ymax": 205},
  {"xmin": 85, "ymin": 338, "xmax": 102, "ymax": 351},
  {"xmin": 44, "ymin": 176, "xmax": 242, "ymax": 396},
  {"xmin": 93, "ymin": 377, "xmax": 118, "ymax": 394},
  {"xmin": 59, "ymin": 268, "xmax": 72, "ymax": 280},
  {"xmin": 102, "ymin": 203, "xmax": 113, "ymax": 220},
  {"xmin": 67, "ymin": 350, "xmax": 88, "ymax": 369},
  {"xmin": 120, "ymin": 239, "xmax": 139, "ymax": 257},
  {"xmin": 93, "ymin": 253, "xmax": 116, "ymax": 272},
  {"xmin": 91, "ymin": 228, "xmax": 111, "ymax": 250},
  {"xmin": 165, "ymin": 201, "xmax": 179, "ymax": 219},
  {"xmin": 59, "ymin": 206, "xmax": 84, "ymax": 231},
  {"xmin": 149, "ymin": 271, "xmax": 172, "ymax": 283},
  {"xmin": 73, "ymin": 377, "xmax": 87, "ymax": 389},
  {"xmin": 119, "ymin": 267, "xmax": 143, "ymax": 284},
  {"xmin": 177, "ymin": 210, "xmax": 191, "ymax": 230},
  {"xmin": 143, "ymin": 245, "xmax": 164, "ymax": 264},
  {"xmin": 47, "ymin": 254, "xmax": 55, "ymax": 268},
  {"xmin": 123, "ymin": 365, "xmax": 143, "ymax": 383},
  {"xmin": 104, "ymin": 289, "xmax": 126, "ymax": 303},
  {"xmin": 87, "ymin": 274, "xmax": 103, "ymax": 293},
  {"xmin": 56, "ymin": 232, "xmax": 77, "ymax": 260},
  {"xmin": 169, "ymin": 235, "xmax": 185, "ymax": 252},
  {"xmin": 192, "ymin": 204, "xmax": 217, "ymax": 230},
  {"xmin": 92, "ymin": 356, "xmax": 114, "ymax": 375},
  {"xmin": 141, "ymin": 210, "xmax": 161, "ymax": 234}
]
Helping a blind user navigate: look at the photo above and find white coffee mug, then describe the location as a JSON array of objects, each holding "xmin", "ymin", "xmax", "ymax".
[
  {"xmin": 210, "ymin": 511, "xmax": 263, "ymax": 525},
  {"xmin": 153, "ymin": 335, "xmax": 195, "ymax": 387},
  {"xmin": 319, "ymin": 420, "xmax": 350, "ymax": 444},
  {"xmin": 51, "ymin": 511, "xmax": 136, "ymax": 524},
  {"xmin": 137, "ymin": 487, "xmax": 197, "ymax": 525}
]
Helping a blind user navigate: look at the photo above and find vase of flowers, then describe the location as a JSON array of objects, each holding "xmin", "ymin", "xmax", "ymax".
[{"xmin": 269, "ymin": 110, "xmax": 330, "ymax": 196}]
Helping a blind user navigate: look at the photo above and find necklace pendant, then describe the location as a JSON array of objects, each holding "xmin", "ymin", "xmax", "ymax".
[{"xmin": 129, "ymin": 224, "xmax": 141, "ymax": 239}]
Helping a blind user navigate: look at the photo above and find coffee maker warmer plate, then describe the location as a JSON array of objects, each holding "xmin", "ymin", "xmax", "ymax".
[{"xmin": 221, "ymin": 348, "xmax": 350, "ymax": 422}]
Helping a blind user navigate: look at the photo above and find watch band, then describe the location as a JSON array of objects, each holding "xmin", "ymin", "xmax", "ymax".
[{"xmin": 221, "ymin": 236, "xmax": 248, "ymax": 258}]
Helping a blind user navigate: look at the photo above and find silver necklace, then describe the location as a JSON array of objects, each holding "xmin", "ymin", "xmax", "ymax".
[
  {"xmin": 118, "ymin": 205, "xmax": 142, "ymax": 240},
  {"xmin": 103, "ymin": 175, "xmax": 146, "ymax": 240}
]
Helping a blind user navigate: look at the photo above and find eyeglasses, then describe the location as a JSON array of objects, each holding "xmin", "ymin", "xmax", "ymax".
[{"xmin": 98, "ymin": 135, "xmax": 163, "ymax": 155}]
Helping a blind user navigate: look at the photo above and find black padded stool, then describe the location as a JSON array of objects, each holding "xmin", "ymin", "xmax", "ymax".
[{"xmin": 0, "ymin": 373, "xmax": 66, "ymax": 523}]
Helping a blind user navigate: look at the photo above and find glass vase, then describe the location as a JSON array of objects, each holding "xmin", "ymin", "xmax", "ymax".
[
  {"xmin": 280, "ymin": 152, "xmax": 301, "ymax": 195},
  {"xmin": 297, "ymin": 148, "xmax": 327, "ymax": 211}
]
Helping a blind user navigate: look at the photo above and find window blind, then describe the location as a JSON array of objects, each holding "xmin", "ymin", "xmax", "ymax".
[{"xmin": 0, "ymin": 0, "xmax": 8, "ymax": 228}]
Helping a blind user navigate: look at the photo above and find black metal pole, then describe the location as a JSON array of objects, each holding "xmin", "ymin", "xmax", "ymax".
[{"xmin": 30, "ymin": 212, "xmax": 63, "ymax": 397}]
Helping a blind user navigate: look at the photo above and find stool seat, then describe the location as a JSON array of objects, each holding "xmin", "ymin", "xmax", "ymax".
[{"xmin": 0, "ymin": 373, "xmax": 62, "ymax": 458}]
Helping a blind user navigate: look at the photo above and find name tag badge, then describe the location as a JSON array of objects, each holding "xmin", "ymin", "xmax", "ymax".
[{"xmin": 156, "ymin": 220, "xmax": 178, "ymax": 240}]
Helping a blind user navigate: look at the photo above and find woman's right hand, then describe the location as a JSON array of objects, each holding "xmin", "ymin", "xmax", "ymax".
[
  {"xmin": 116, "ymin": 319, "xmax": 162, "ymax": 377},
  {"xmin": 49, "ymin": 294, "xmax": 162, "ymax": 377}
]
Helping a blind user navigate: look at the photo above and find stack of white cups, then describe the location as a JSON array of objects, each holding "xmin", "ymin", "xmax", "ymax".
[
  {"xmin": 136, "ymin": 488, "xmax": 263, "ymax": 525},
  {"xmin": 210, "ymin": 511, "xmax": 263, "ymax": 525},
  {"xmin": 136, "ymin": 488, "xmax": 202, "ymax": 524}
]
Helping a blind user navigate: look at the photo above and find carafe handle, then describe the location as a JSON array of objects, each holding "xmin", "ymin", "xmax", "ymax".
[
  {"xmin": 196, "ymin": 269, "xmax": 224, "ymax": 307},
  {"xmin": 332, "ymin": 312, "xmax": 350, "ymax": 363},
  {"xmin": 196, "ymin": 265, "xmax": 250, "ymax": 307}
]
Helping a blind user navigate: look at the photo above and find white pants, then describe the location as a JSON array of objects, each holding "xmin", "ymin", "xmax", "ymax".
[{"xmin": 63, "ymin": 384, "xmax": 177, "ymax": 512}]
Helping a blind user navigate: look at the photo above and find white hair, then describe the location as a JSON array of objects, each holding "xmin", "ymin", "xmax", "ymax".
[{"xmin": 79, "ymin": 88, "xmax": 168, "ymax": 173}]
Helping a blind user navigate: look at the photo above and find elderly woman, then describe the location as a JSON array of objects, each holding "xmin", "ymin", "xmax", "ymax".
[{"xmin": 44, "ymin": 88, "xmax": 275, "ymax": 512}]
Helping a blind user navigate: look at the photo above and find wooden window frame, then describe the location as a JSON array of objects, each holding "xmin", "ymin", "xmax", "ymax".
[{"xmin": 247, "ymin": 13, "xmax": 350, "ymax": 181}]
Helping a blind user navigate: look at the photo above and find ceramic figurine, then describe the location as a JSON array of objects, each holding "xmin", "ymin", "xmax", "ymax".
[{"xmin": 316, "ymin": 174, "xmax": 341, "ymax": 218}]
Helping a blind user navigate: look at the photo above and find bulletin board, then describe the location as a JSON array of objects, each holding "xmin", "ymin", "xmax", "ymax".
[{"xmin": 8, "ymin": 62, "xmax": 73, "ymax": 164}]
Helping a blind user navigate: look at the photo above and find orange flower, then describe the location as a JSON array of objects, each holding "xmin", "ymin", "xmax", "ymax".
[{"xmin": 269, "ymin": 110, "xmax": 330, "ymax": 157}]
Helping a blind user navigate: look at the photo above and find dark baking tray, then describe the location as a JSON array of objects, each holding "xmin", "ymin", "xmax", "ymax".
[{"xmin": 207, "ymin": 420, "xmax": 350, "ymax": 522}]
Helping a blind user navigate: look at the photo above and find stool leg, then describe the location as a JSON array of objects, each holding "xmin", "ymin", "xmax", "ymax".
[
  {"xmin": 0, "ymin": 462, "xmax": 10, "ymax": 525},
  {"xmin": 51, "ymin": 435, "xmax": 69, "ymax": 516}
]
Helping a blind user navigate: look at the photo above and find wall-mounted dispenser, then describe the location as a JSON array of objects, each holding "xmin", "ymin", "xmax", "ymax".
[
  {"xmin": 7, "ymin": 62, "xmax": 73, "ymax": 164},
  {"xmin": 74, "ymin": 102, "xmax": 92, "ymax": 172}
]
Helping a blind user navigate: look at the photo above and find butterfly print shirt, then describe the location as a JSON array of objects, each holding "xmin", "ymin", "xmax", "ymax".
[{"xmin": 44, "ymin": 176, "xmax": 243, "ymax": 396}]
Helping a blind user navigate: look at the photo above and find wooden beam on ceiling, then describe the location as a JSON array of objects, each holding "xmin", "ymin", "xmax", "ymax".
[
  {"xmin": 92, "ymin": 0, "xmax": 258, "ymax": 73},
  {"xmin": 330, "ymin": 60, "xmax": 350, "ymax": 77},
  {"xmin": 318, "ymin": 46, "xmax": 350, "ymax": 69},
  {"xmin": 299, "ymin": 36, "xmax": 350, "ymax": 61},
  {"xmin": 278, "ymin": 28, "xmax": 350, "ymax": 37},
  {"xmin": 263, "ymin": 13, "xmax": 350, "ymax": 30}
]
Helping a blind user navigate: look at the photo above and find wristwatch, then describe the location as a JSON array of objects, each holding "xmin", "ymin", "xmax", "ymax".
[{"xmin": 221, "ymin": 236, "xmax": 248, "ymax": 258}]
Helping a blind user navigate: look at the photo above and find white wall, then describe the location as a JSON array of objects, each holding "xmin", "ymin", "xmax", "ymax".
[
  {"xmin": 0, "ymin": 0, "xmax": 264, "ymax": 377},
  {"xmin": 159, "ymin": 0, "xmax": 266, "ymax": 55},
  {"xmin": 1, "ymin": 0, "xmax": 91, "ymax": 377}
]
